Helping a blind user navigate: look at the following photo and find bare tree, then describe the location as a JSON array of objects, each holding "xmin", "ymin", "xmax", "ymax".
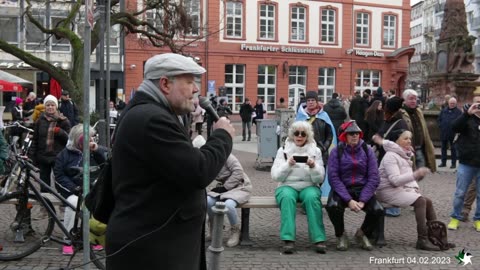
[{"xmin": 0, "ymin": 0, "xmax": 205, "ymax": 104}]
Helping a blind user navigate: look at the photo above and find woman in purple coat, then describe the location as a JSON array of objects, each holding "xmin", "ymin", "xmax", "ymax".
[{"xmin": 325, "ymin": 120, "xmax": 384, "ymax": 251}]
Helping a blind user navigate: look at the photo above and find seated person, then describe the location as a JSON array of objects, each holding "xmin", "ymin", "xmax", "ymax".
[
  {"xmin": 271, "ymin": 121, "xmax": 326, "ymax": 254},
  {"xmin": 193, "ymin": 136, "xmax": 252, "ymax": 248},
  {"xmin": 326, "ymin": 120, "xmax": 383, "ymax": 251},
  {"xmin": 54, "ymin": 124, "xmax": 108, "ymax": 255},
  {"xmin": 373, "ymin": 130, "xmax": 453, "ymax": 251}
]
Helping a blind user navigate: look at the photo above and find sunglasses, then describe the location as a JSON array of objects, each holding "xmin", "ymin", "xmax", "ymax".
[
  {"xmin": 293, "ymin": 131, "xmax": 307, "ymax": 137},
  {"xmin": 347, "ymin": 132, "xmax": 360, "ymax": 136}
]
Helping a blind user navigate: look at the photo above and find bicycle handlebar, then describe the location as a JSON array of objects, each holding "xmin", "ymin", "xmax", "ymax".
[{"xmin": 3, "ymin": 121, "xmax": 34, "ymax": 133}]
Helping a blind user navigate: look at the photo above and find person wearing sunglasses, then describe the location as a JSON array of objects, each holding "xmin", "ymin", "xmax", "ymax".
[
  {"xmin": 325, "ymin": 120, "xmax": 384, "ymax": 251},
  {"xmin": 271, "ymin": 121, "xmax": 326, "ymax": 254}
]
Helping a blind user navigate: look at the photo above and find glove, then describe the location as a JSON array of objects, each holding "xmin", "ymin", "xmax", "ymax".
[{"xmin": 54, "ymin": 127, "xmax": 61, "ymax": 134}]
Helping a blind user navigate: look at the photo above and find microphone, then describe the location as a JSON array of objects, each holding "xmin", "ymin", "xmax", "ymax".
[{"xmin": 199, "ymin": 96, "xmax": 219, "ymax": 122}]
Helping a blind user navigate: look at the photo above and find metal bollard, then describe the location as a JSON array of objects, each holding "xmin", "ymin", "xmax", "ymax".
[{"xmin": 207, "ymin": 201, "xmax": 228, "ymax": 270}]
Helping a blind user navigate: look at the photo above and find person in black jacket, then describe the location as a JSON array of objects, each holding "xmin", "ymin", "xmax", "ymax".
[
  {"xmin": 54, "ymin": 124, "xmax": 107, "ymax": 255},
  {"xmin": 105, "ymin": 53, "xmax": 235, "ymax": 270},
  {"xmin": 323, "ymin": 93, "xmax": 347, "ymax": 135},
  {"xmin": 239, "ymin": 98, "xmax": 254, "ymax": 141},
  {"xmin": 28, "ymin": 95, "xmax": 71, "ymax": 192},
  {"xmin": 59, "ymin": 90, "xmax": 79, "ymax": 126},
  {"xmin": 437, "ymin": 97, "xmax": 462, "ymax": 168},
  {"xmin": 349, "ymin": 91, "xmax": 369, "ymax": 133},
  {"xmin": 447, "ymin": 95, "xmax": 480, "ymax": 231}
]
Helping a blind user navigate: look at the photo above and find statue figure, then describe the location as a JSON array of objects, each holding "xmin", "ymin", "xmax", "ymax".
[{"xmin": 448, "ymin": 35, "xmax": 477, "ymax": 73}]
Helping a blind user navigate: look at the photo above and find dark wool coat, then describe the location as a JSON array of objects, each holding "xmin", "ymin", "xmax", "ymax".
[
  {"xmin": 348, "ymin": 96, "xmax": 369, "ymax": 133},
  {"xmin": 323, "ymin": 98, "xmax": 347, "ymax": 134},
  {"xmin": 452, "ymin": 112, "xmax": 480, "ymax": 167},
  {"xmin": 29, "ymin": 114, "xmax": 71, "ymax": 165},
  {"xmin": 437, "ymin": 107, "xmax": 463, "ymax": 140},
  {"xmin": 105, "ymin": 92, "xmax": 232, "ymax": 270}
]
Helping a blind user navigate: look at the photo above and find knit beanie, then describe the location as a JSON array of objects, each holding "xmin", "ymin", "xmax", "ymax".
[
  {"xmin": 376, "ymin": 87, "xmax": 383, "ymax": 96},
  {"xmin": 15, "ymin": 97, "xmax": 23, "ymax": 105},
  {"xmin": 385, "ymin": 96, "xmax": 404, "ymax": 113},
  {"xmin": 43, "ymin": 94, "xmax": 58, "ymax": 108},
  {"xmin": 305, "ymin": 91, "xmax": 318, "ymax": 101},
  {"xmin": 386, "ymin": 129, "xmax": 407, "ymax": 143}
]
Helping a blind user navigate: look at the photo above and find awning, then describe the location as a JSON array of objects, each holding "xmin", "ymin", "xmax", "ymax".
[
  {"xmin": 0, "ymin": 70, "xmax": 33, "ymax": 84},
  {"xmin": 0, "ymin": 80, "xmax": 23, "ymax": 92}
]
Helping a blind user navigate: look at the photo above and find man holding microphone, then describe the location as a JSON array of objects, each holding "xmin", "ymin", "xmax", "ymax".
[{"xmin": 106, "ymin": 53, "xmax": 235, "ymax": 270}]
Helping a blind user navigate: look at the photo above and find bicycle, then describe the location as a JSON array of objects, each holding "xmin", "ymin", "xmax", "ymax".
[
  {"xmin": 0, "ymin": 122, "xmax": 34, "ymax": 196},
  {"xmin": 0, "ymin": 154, "xmax": 106, "ymax": 269}
]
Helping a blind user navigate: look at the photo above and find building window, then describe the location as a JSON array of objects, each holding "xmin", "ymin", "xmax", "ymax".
[
  {"xmin": 289, "ymin": 66, "xmax": 307, "ymax": 86},
  {"xmin": 321, "ymin": 9, "xmax": 335, "ymax": 43},
  {"xmin": 146, "ymin": 9, "xmax": 164, "ymax": 34},
  {"xmin": 318, "ymin": 68, "xmax": 335, "ymax": 102},
  {"xmin": 108, "ymin": 24, "xmax": 121, "ymax": 54},
  {"xmin": 383, "ymin": 15, "xmax": 396, "ymax": 48},
  {"xmin": 225, "ymin": 64, "xmax": 245, "ymax": 112},
  {"xmin": 184, "ymin": 0, "xmax": 200, "ymax": 36},
  {"xmin": 51, "ymin": 15, "xmax": 71, "ymax": 52},
  {"xmin": 259, "ymin": 4, "xmax": 275, "ymax": 40},
  {"xmin": 26, "ymin": 11, "xmax": 46, "ymax": 51},
  {"xmin": 257, "ymin": 65, "xmax": 276, "ymax": 111},
  {"xmin": 226, "ymin": 1, "xmax": 242, "ymax": 38},
  {"xmin": 355, "ymin": 70, "xmax": 381, "ymax": 93},
  {"xmin": 0, "ymin": 17, "xmax": 19, "ymax": 46},
  {"xmin": 290, "ymin": 6, "xmax": 305, "ymax": 41},
  {"xmin": 355, "ymin": 12, "xmax": 369, "ymax": 46}
]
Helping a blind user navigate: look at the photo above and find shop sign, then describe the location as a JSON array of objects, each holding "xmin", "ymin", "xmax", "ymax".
[
  {"xmin": 240, "ymin": 44, "xmax": 325, "ymax": 55},
  {"xmin": 346, "ymin": 49, "xmax": 384, "ymax": 58}
]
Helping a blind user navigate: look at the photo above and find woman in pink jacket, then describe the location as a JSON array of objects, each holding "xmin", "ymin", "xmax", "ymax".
[{"xmin": 373, "ymin": 130, "xmax": 447, "ymax": 251}]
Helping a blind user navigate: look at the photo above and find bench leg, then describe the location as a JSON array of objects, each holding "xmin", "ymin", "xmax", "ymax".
[
  {"xmin": 240, "ymin": 208, "xmax": 253, "ymax": 246},
  {"xmin": 376, "ymin": 211, "xmax": 386, "ymax": 248}
]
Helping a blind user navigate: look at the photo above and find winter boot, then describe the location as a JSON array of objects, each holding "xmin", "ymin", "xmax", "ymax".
[{"xmin": 226, "ymin": 224, "xmax": 241, "ymax": 247}]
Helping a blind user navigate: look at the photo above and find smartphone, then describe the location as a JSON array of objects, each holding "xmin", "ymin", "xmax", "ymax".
[{"xmin": 292, "ymin": 156, "xmax": 308, "ymax": 163}]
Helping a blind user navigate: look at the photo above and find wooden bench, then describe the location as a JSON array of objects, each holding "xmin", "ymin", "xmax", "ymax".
[{"xmin": 237, "ymin": 196, "xmax": 327, "ymax": 246}]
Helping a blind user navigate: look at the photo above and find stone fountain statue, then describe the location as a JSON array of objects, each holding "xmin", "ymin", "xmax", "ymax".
[{"xmin": 429, "ymin": 0, "xmax": 480, "ymax": 106}]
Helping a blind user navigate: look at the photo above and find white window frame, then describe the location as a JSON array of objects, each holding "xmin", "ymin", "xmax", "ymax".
[
  {"xmin": 26, "ymin": 11, "xmax": 47, "ymax": 51},
  {"xmin": 0, "ymin": 17, "xmax": 19, "ymax": 46},
  {"xmin": 108, "ymin": 24, "xmax": 121, "ymax": 54},
  {"xmin": 257, "ymin": 65, "xmax": 276, "ymax": 111},
  {"xmin": 226, "ymin": 1, "xmax": 242, "ymax": 38},
  {"xmin": 184, "ymin": 0, "xmax": 200, "ymax": 36},
  {"xmin": 321, "ymin": 9, "xmax": 335, "ymax": 43},
  {"xmin": 318, "ymin": 68, "xmax": 335, "ymax": 102},
  {"xmin": 356, "ymin": 12, "xmax": 369, "ymax": 46},
  {"xmin": 355, "ymin": 70, "xmax": 381, "ymax": 93},
  {"xmin": 50, "ymin": 15, "xmax": 71, "ymax": 52},
  {"xmin": 291, "ymin": 6, "xmax": 305, "ymax": 41},
  {"xmin": 145, "ymin": 8, "xmax": 164, "ymax": 35},
  {"xmin": 289, "ymin": 66, "xmax": 307, "ymax": 86},
  {"xmin": 383, "ymin": 15, "xmax": 396, "ymax": 48},
  {"xmin": 225, "ymin": 64, "xmax": 245, "ymax": 112},
  {"xmin": 259, "ymin": 4, "xmax": 275, "ymax": 40}
]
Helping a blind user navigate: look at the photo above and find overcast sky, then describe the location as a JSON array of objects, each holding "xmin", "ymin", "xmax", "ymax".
[{"xmin": 411, "ymin": 0, "xmax": 421, "ymax": 6}]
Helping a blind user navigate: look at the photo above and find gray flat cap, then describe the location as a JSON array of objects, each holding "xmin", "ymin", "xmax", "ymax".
[{"xmin": 144, "ymin": 53, "xmax": 206, "ymax": 79}]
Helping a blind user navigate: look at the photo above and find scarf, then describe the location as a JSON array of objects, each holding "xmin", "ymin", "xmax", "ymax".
[
  {"xmin": 137, "ymin": 80, "xmax": 169, "ymax": 108},
  {"xmin": 44, "ymin": 112, "xmax": 62, "ymax": 152}
]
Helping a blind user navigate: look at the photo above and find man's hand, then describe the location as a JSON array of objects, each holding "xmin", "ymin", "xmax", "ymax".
[
  {"xmin": 467, "ymin": 103, "xmax": 480, "ymax": 115},
  {"xmin": 372, "ymin": 134, "xmax": 383, "ymax": 145},
  {"xmin": 213, "ymin": 117, "xmax": 235, "ymax": 138}
]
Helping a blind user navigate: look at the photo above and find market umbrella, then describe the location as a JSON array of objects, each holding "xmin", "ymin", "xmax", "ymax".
[{"xmin": 0, "ymin": 80, "xmax": 23, "ymax": 92}]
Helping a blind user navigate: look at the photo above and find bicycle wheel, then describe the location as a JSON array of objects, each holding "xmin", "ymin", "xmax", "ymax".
[
  {"xmin": 0, "ymin": 192, "xmax": 55, "ymax": 261},
  {"xmin": 90, "ymin": 244, "xmax": 106, "ymax": 270},
  {"xmin": 0, "ymin": 163, "xmax": 21, "ymax": 196}
]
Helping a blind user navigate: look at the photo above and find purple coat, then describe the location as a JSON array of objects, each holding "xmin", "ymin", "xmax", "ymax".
[{"xmin": 327, "ymin": 139, "xmax": 380, "ymax": 203}]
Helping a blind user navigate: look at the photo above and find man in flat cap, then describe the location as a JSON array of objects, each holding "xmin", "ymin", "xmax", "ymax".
[{"xmin": 106, "ymin": 53, "xmax": 235, "ymax": 270}]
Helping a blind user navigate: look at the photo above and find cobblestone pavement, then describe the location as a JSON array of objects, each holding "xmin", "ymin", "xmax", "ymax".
[{"xmin": 1, "ymin": 125, "xmax": 479, "ymax": 270}]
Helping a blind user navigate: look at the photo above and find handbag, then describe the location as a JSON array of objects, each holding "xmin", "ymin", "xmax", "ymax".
[{"xmin": 84, "ymin": 100, "xmax": 145, "ymax": 224}]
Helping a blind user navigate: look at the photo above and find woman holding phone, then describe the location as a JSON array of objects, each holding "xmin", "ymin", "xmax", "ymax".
[{"xmin": 271, "ymin": 121, "xmax": 326, "ymax": 254}]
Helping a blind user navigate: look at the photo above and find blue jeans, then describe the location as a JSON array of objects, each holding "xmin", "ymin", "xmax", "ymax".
[
  {"xmin": 207, "ymin": 196, "xmax": 239, "ymax": 225},
  {"xmin": 242, "ymin": 120, "xmax": 252, "ymax": 140},
  {"xmin": 450, "ymin": 163, "xmax": 480, "ymax": 221}
]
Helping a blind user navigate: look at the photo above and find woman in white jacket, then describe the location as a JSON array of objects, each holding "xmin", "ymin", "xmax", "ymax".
[
  {"xmin": 271, "ymin": 121, "xmax": 326, "ymax": 254},
  {"xmin": 373, "ymin": 129, "xmax": 443, "ymax": 251}
]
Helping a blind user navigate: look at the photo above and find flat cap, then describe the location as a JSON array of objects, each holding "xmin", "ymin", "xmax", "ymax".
[{"xmin": 144, "ymin": 53, "xmax": 206, "ymax": 79}]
